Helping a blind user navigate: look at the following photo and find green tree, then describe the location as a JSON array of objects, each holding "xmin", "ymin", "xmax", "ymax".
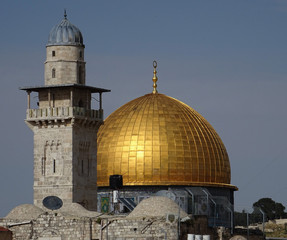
[
  {"xmin": 235, "ymin": 210, "xmax": 247, "ymax": 226},
  {"xmin": 253, "ymin": 198, "xmax": 286, "ymax": 220},
  {"xmin": 275, "ymin": 202, "xmax": 286, "ymax": 219}
]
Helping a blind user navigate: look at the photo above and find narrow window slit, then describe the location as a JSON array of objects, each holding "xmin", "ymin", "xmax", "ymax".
[
  {"xmin": 42, "ymin": 157, "xmax": 46, "ymax": 175},
  {"xmin": 53, "ymin": 159, "xmax": 56, "ymax": 173},
  {"xmin": 81, "ymin": 160, "xmax": 84, "ymax": 175},
  {"xmin": 52, "ymin": 68, "xmax": 56, "ymax": 78}
]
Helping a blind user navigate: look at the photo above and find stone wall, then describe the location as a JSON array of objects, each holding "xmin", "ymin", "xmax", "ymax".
[
  {"xmin": 100, "ymin": 217, "xmax": 179, "ymax": 239},
  {"xmin": 31, "ymin": 119, "xmax": 99, "ymax": 211},
  {"xmin": 0, "ymin": 226, "xmax": 12, "ymax": 240},
  {"xmin": 45, "ymin": 45, "xmax": 85, "ymax": 85},
  {"xmin": 0, "ymin": 212, "xmax": 185, "ymax": 240},
  {"xmin": 1, "ymin": 212, "xmax": 95, "ymax": 240},
  {"xmin": 33, "ymin": 125, "xmax": 74, "ymax": 208}
]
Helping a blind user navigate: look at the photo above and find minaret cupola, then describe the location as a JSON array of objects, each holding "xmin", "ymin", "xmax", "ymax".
[{"xmin": 45, "ymin": 11, "xmax": 85, "ymax": 85}]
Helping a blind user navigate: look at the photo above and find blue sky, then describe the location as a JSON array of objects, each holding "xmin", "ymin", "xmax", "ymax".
[{"xmin": 1, "ymin": 0, "xmax": 287, "ymax": 216}]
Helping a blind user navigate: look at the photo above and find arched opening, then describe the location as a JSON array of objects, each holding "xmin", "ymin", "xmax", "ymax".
[
  {"xmin": 78, "ymin": 99, "xmax": 83, "ymax": 107},
  {"xmin": 52, "ymin": 68, "xmax": 56, "ymax": 78}
]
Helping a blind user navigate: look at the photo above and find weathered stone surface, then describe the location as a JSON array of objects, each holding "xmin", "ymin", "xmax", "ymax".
[
  {"xmin": 45, "ymin": 45, "xmax": 85, "ymax": 85},
  {"xmin": 128, "ymin": 196, "xmax": 188, "ymax": 218},
  {"xmin": 5, "ymin": 204, "xmax": 44, "ymax": 220},
  {"xmin": 31, "ymin": 117, "xmax": 99, "ymax": 210},
  {"xmin": 0, "ymin": 212, "xmax": 181, "ymax": 240}
]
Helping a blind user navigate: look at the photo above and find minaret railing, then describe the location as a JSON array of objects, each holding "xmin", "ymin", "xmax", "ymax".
[{"xmin": 26, "ymin": 106, "xmax": 103, "ymax": 120}]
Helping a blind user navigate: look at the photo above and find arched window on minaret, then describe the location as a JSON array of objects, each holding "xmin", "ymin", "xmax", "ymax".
[{"xmin": 52, "ymin": 68, "xmax": 56, "ymax": 78}]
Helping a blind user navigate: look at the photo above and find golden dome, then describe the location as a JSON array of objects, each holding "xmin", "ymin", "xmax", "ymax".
[{"xmin": 97, "ymin": 92, "xmax": 236, "ymax": 189}]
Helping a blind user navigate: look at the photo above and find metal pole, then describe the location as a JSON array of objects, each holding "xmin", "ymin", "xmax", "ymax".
[
  {"xmin": 99, "ymin": 92, "xmax": 102, "ymax": 110},
  {"xmin": 247, "ymin": 212, "xmax": 249, "ymax": 240},
  {"xmin": 208, "ymin": 198, "xmax": 216, "ymax": 227},
  {"xmin": 202, "ymin": 189, "xmax": 209, "ymax": 216},
  {"xmin": 100, "ymin": 220, "xmax": 103, "ymax": 240},
  {"xmin": 106, "ymin": 219, "xmax": 108, "ymax": 240},
  {"xmin": 230, "ymin": 208, "xmax": 233, "ymax": 235},
  {"xmin": 192, "ymin": 193, "xmax": 194, "ymax": 215},
  {"xmin": 70, "ymin": 89, "xmax": 73, "ymax": 107},
  {"xmin": 27, "ymin": 91, "xmax": 31, "ymax": 109},
  {"xmin": 185, "ymin": 188, "xmax": 194, "ymax": 214},
  {"xmin": 202, "ymin": 189, "xmax": 216, "ymax": 226},
  {"xmin": 259, "ymin": 208, "xmax": 265, "ymax": 237},
  {"xmin": 178, "ymin": 204, "xmax": 180, "ymax": 240},
  {"xmin": 189, "ymin": 190, "xmax": 194, "ymax": 214},
  {"xmin": 226, "ymin": 206, "xmax": 233, "ymax": 235},
  {"xmin": 48, "ymin": 89, "xmax": 51, "ymax": 107}
]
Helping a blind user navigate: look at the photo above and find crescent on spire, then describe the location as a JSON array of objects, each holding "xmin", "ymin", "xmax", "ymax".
[{"xmin": 152, "ymin": 60, "xmax": 158, "ymax": 94}]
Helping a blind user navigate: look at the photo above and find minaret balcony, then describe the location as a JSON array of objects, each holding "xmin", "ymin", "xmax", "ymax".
[{"xmin": 26, "ymin": 106, "xmax": 103, "ymax": 121}]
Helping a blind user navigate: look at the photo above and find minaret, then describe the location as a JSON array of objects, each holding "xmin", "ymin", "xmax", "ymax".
[{"xmin": 21, "ymin": 12, "xmax": 110, "ymax": 210}]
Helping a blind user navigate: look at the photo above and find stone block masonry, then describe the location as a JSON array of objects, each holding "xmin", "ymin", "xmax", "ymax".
[
  {"xmin": 0, "ymin": 212, "xmax": 181, "ymax": 240},
  {"xmin": 32, "ymin": 120, "xmax": 98, "ymax": 211}
]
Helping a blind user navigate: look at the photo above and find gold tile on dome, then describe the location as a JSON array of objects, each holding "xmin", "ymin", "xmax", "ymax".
[
  {"xmin": 138, "ymin": 140, "xmax": 145, "ymax": 145},
  {"xmin": 129, "ymin": 145, "xmax": 137, "ymax": 151},
  {"xmin": 153, "ymin": 161, "xmax": 160, "ymax": 169},
  {"xmin": 160, "ymin": 151, "xmax": 168, "ymax": 158},
  {"xmin": 137, "ymin": 151, "xmax": 144, "ymax": 160},
  {"xmin": 144, "ymin": 148, "xmax": 152, "ymax": 155},
  {"xmin": 129, "ymin": 151, "xmax": 136, "ymax": 157},
  {"xmin": 137, "ymin": 145, "xmax": 145, "ymax": 151},
  {"xmin": 145, "ymin": 140, "xmax": 152, "ymax": 146},
  {"xmin": 122, "ymin": 146, "xmax": 129, "ymax": 152}
]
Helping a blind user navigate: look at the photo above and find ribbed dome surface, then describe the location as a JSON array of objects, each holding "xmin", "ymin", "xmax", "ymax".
[
  {"xmin": 97, "ymin": 93, "xmax": 234, "ymax": 188},
  {"xmin": 47, "ymin": 16, "xmax": 83, "ymax": 46}
]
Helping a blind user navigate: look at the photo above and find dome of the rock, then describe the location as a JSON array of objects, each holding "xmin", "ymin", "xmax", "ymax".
[
  {"xmin": 97, "ymin": 92, "xmax": 235, "ymax": 189},
  {"xmin": 96, "ymin": 62, "xmax": 237, "ymax": 226}
]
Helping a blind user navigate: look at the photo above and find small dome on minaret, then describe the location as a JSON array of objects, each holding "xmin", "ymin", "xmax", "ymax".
[{"xmin": 47, "ymin": 10, "xmax": 84, "ymax": 46}]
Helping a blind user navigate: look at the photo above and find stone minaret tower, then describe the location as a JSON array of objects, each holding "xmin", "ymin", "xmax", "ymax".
[{"xmin": 21, "ymin": 12, "xmax": 110, "ymax": 210}]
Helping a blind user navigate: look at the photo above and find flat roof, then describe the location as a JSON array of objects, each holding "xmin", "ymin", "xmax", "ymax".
[{"xmin": 20, "ymin": 84, "xmax": 111, "ymax": 93}]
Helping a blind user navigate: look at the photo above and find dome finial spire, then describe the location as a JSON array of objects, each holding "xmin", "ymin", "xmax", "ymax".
[
  {"xmin": 152, "ymin": 60, "xmax": 158, "ymax": 94},
  {"xmin": 64, "ymin": 9, "xmax": 67, "ymax": 19}
]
